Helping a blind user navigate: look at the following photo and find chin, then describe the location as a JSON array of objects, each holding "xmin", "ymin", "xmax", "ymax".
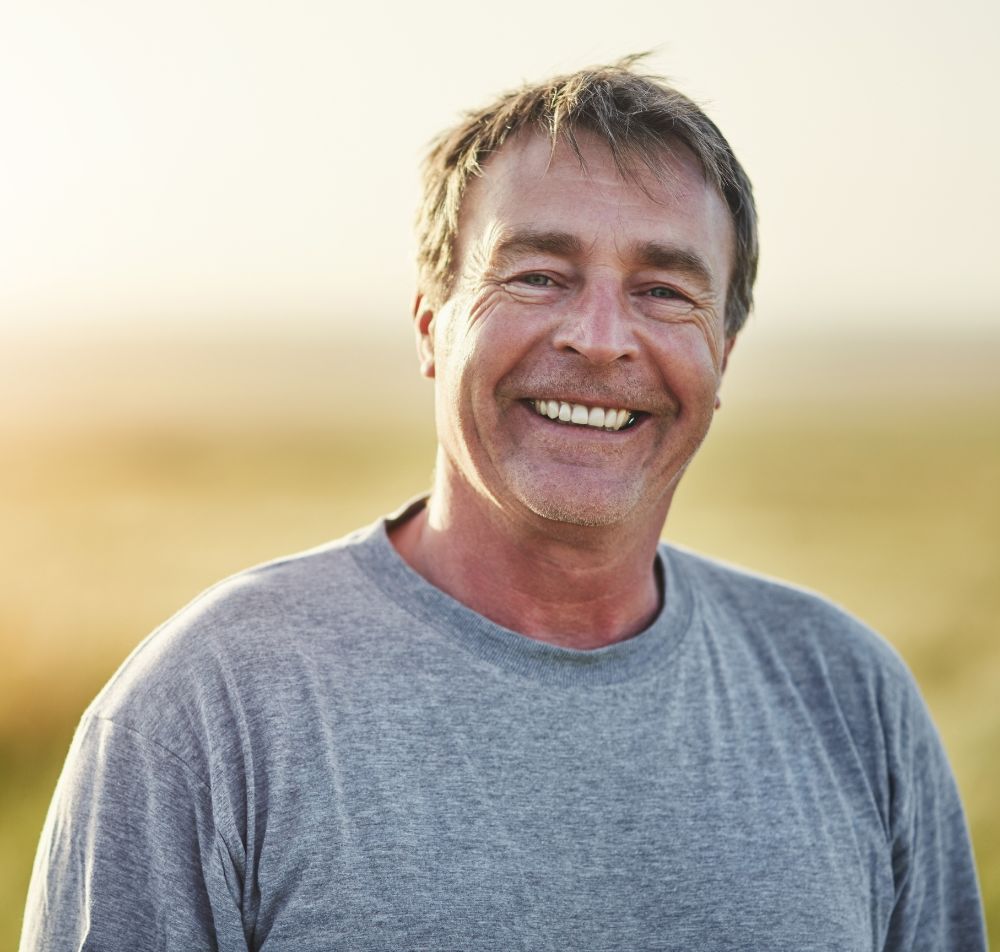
[
  {"xmin": 510, "ymin": 477, "xmax": 648, "ymax": 529},
  {"xmin": 529, "ymin": 500, "xmax": 621, "ymax": 527}
]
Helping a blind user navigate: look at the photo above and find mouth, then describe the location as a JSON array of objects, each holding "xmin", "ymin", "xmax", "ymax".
[{"xmin": 527, "ymin": 398, "xmax": 641, "ymax": 431}]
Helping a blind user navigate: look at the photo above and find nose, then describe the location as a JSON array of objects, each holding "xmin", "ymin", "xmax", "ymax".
[{"xmin": 551, "ymin": 283, "xmax": 638, "ymax": 365}]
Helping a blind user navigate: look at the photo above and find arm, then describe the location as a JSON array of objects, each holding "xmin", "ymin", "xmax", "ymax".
[
  {"xmin": 881, "ymin": 681, "xmax": 986, "ymax": 950},
  {"xmin": 20, "ymin": 715, "xmax": 249, "ymax": 952}
]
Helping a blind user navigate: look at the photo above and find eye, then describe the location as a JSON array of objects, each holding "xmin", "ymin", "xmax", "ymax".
[
  {"xmin": 647, "ymin": 286, "xmax": 685, "ymax": 300},
  {"xmin": 639, "ymin": 284, "xmax": 697, "ymax": 313},
  {"xmin": 518, "ymin": 273, "xmax": 555, "ymax": 287}
]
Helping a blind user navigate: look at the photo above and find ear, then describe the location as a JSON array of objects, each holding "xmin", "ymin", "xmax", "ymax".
[
  {"xmin": 721, "ymin": 335, "xmax": 736, "ymax": 374},
  {"xmin": 715, "ymin": 336, "xmax": 737, "ymax": 410},
  {"xmin": 413, "ymin": 292, "xmax": 436, "ymax": 379}
]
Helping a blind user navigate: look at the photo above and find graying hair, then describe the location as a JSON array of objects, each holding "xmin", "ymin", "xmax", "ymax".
[{"xmin": 415, "ymin": 54, "xmax": 759, "ymax": 337}]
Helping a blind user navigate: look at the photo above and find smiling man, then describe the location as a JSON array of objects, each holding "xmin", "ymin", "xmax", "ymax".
[
  {"xmin": 392, "ymin": 126, "xmax": 736, "ymax": 648},
  {"xmin": 22, "ymin": 59, "xmax": 985, "ymax": 951}
]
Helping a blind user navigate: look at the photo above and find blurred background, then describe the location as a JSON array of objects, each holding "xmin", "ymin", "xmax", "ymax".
[{"xmin": 2, "ymin": 0, "xmax": 998, "ymax": 945}]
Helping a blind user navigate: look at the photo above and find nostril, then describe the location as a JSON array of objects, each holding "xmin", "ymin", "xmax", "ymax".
[
  {"xmin": 552, "ymin": 314, "xmax": 638, "ymax": 364},
  {"xmin": 553, "ymin": 335, "xmax": 637, "ymax": 365}
]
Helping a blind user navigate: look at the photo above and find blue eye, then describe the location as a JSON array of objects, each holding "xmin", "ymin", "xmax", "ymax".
[
  {"xmin": 649, "ymin": 286, "xmax": 680, "ymax": 299},
  {"xmin": 521, "ymin": 273, "xmax": 553, "ymax": 286}
]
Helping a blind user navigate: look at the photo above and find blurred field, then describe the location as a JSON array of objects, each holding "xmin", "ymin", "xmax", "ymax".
[{"xmin": 2, "ymin": 324, "xmax": 998, "ymax": 946}]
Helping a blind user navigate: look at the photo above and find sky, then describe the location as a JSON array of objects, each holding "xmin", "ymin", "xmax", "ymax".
[{"xmin": 1, "ymin": 0, "xmax": 997, "ymax": 338}]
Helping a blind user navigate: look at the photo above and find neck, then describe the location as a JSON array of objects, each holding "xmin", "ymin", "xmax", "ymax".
[{"xmin": 389, "ymin": 467, "xmax": 670, "ymax": 650}]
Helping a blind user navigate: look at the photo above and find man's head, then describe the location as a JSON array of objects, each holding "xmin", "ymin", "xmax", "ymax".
[
  {"xmin": 411, "ymin": 58, "xmax": 757, "ymax": 534},
  {"xmin": 415, "ymin": 54, "xmax": 758, "ymax": 339}
]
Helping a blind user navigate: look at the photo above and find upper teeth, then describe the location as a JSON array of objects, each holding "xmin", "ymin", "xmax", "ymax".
[{"xmin": 531, "ymin": 400, "xmax": 634, "ymax": 431}]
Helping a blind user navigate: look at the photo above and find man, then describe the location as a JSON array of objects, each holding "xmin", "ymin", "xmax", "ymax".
[{"xmin": 22, "ymin": 59, "xmax": 985, "ymax": 950}]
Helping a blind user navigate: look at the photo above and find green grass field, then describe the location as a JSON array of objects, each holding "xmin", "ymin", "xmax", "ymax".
[{"xmin": 3, "ymin": 327, "xmax": 998, "ymax": 946}]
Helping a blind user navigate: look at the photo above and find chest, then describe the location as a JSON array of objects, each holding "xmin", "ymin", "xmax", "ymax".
[{"xmin": 240, "ymin": 676, "xmax": 892, "ymax": 951}]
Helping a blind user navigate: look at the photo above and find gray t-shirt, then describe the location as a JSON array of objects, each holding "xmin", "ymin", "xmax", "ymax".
[{"xmin": 21, "ymin": 504, "xmax": 986, "ymax": 950}]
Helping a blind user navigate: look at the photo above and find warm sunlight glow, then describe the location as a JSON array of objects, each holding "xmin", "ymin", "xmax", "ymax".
[{"xmin": 1, "ymin": 0, "xmax": 997, "ymax": 332}]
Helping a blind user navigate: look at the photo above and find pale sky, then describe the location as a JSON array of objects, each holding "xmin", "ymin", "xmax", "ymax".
[{"xmin": 1, "ymin": 0, "xmax": 997, "ymax": 337}]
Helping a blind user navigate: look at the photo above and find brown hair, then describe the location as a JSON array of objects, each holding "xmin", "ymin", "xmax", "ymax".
[{"xmin": 415, "ymin": 54, "xmax": 759, "ymax": 337}]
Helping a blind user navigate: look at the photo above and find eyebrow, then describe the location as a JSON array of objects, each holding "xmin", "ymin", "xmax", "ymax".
[
  {"xmin": 489, "ymin": 229, "xmax": 584, "ymax": 267},
  {"xmin": 631, "ymin": 242, "xmax": 717, "ymax": 290}
]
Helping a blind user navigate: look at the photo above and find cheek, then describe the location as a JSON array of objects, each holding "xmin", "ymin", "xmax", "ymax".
[
  {"xmin": 433, "ymin": 289, "xmax": 508, "ymax": 373},
  {"xmin": 671, "ymin": 309, "xmax": 727, "ymax": 374},
  {"xmin": 648, "ymin": 323, "xmax": 725, "ymax": 390},
  {"xmin": 434, "ymin": 330, "xmax": 503, "ymax": 431}
]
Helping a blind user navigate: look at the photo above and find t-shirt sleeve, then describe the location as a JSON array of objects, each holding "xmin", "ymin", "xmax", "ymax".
[
  {"xmin": 881, "ymin": 674, "xmax": 987, "ymax": 950},
  {"xmin": 19, "ymin": 714, "xmax": 249, "ymax": 952}
]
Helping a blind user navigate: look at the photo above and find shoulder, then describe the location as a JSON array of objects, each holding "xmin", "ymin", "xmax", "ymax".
[
  {"xmin": 661, "ymin": 542, "xmax": 930, "ymax": 755},
  {"xmin": 86, "ymin": 520, "xmax": 387, "ymax": 757},
  {"xmin": 663, "ymin": 545, "xmax": 985, "ymax": 943},
  {"xmin": 664, "ymin": 542, "xmax": 910, "ymax": 678},
  {"xmin": 662, "ymin": 543, "xmax": 959, "ymax": 825}
]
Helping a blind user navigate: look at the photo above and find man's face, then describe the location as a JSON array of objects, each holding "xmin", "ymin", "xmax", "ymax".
[{"xmin": 417, "ymin": 131, "xmax": 735, "ymax": 531}]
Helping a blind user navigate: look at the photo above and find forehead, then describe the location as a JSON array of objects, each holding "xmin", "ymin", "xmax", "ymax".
[{"xmin": 454, "ymin": 131, "xmax": 734, "ymax": 274}]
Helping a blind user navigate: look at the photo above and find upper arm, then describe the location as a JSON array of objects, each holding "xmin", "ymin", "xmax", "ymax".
[
  {"xmin": 20, "ymin": 715, "xmax": 249, "ymax": 952},
  {"xmin": 881, "ymin": 682, "xmax": 986, "ymax": 950}
]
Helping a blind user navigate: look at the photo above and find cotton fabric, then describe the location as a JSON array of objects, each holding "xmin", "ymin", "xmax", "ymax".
[{"xmin": 21, "ymin": 504, "xmax": 986, "ymax": 950}]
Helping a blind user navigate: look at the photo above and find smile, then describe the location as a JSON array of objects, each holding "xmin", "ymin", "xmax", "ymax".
[{"xmin": 529, "ymin": 399, "xmax": 638, "ymax": 431}]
